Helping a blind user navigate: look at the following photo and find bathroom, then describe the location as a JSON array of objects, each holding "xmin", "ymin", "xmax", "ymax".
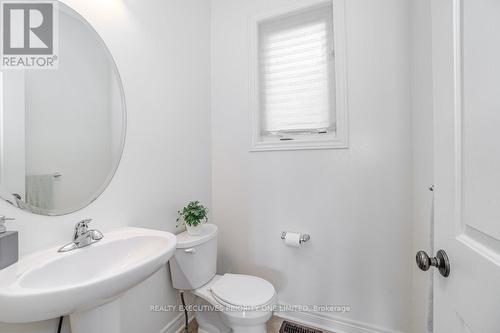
[{"xmin": 0, "ymin": 0, "xmax": 497, "ymax": 332}]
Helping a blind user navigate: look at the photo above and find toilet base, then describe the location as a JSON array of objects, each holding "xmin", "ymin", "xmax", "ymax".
[
  {"xmin": 194, "ymin": 297, "xmax": 231, "ymax": 333},
  {"xmin": 198, "ymin": 327, "xmax": 218, "ymax": 333},
  {"xmin": 230, "ymin": 324, "xmax": 267, "ymax": 333}
]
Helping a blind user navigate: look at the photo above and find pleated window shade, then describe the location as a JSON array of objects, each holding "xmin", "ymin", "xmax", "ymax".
[{"xmin": 258, "ymin": 3, "xmax": 335, "ymax": 135}]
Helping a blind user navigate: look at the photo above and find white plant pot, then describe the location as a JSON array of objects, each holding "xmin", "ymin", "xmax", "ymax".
[{"xmin": 186, "ymin": 223, "xmax": 203, "ymax": 235}]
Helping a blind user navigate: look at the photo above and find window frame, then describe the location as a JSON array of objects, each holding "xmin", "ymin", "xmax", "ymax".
[{"xmin": 249, "ymin": 0, "xmax": 349, "ymax": 152}]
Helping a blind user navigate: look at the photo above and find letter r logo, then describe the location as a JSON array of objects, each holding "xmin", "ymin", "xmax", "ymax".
[{"xmin": 2, "ymin": 3, "xmax": 53, "ymax": 55}]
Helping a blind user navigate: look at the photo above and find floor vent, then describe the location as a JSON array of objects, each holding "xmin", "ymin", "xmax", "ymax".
[{"xmin": 279, "ymin": 321, "xmax": 324, "ymax": 333}]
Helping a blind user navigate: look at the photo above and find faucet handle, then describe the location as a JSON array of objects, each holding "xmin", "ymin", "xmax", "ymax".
[
  {"xmin": 76, "ymin": 219, "xmax": 92, "ymax": 228},
  {"xmin": 73, "ymin": 219, "xmax": 92, "ymax": 239}
]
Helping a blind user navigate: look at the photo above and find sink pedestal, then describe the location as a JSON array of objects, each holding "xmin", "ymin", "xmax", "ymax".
[{"xmin": 70, "ymin": 299, "xmax": 121, "ymax": 333}]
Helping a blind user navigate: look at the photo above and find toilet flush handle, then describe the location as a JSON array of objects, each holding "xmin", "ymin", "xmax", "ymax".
[{"xmin": 184, "ymin": 248, "xmax": 196, "ymax": 254}]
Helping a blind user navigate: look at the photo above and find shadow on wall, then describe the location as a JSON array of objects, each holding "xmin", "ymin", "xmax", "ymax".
[
  {"xmin": 215, "ymin": 220, "xmax": 288, "ymax": 294},
  {"xmin": 220, "ymin": 256, "xmax": 288, "ymax": 295}
]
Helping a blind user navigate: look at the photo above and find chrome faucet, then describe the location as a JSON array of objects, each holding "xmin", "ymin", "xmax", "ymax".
[{"xmin": 58, "ymin": 219, "xmax": 103, "ymax": 252}]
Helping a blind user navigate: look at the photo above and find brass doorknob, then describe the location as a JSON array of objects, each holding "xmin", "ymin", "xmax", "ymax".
[{"xmin": 416, "ymin": 249, "xmax": 450, "ymax": 277}]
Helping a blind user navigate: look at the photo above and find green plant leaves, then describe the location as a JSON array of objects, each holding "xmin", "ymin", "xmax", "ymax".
[{"xmin": 177, "ymin": 201, "xmax": 209, "ymax": 226}]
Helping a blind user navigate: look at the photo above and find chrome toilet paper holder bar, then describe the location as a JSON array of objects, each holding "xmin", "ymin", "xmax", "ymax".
[{"xmin": 281, "ymin": 231, "xmax": 311, "ymax": 244}]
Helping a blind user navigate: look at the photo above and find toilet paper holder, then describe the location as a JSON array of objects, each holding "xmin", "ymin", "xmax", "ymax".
[{"xmin": 281, "ymin": 231, "xmax": 311, "ymax": 244}]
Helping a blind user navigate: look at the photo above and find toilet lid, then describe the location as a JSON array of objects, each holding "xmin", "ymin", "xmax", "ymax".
[{"xmin": 210, "ymin": 274, "xmax": 275, "ymax": 307}]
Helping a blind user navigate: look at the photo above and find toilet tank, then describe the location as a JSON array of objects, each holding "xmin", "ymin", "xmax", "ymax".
[{"xmin": 169, "ymin": 224, "xmax": 218, "ymax": 290}]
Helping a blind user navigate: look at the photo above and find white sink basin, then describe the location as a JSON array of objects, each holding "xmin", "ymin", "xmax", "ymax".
[{"xmin": 0, "ymin": 227, "xmax": 177, "ymax": 332}]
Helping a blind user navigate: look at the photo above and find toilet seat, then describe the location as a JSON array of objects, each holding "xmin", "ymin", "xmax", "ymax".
[
  {"xmin": 192, "ymin": 274, "xmax": 275, "ymax": 333},
  {"xmin": 209, "ymin": 274, "xmax": 275, "ymax": 309}
]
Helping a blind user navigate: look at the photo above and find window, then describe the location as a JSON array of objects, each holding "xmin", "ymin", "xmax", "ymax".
[{"xmin": 250, "ymin": 1, "xmax": 348, "ymax": 151}]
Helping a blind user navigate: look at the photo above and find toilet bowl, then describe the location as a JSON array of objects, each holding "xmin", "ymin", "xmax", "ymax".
[
  {"xmin": 169, "ymin": 224, "xmax": 276, "ymax": 333},
  {"xmin": 194, "ymin": 274, "xmax": 276, "ymax": 333}
]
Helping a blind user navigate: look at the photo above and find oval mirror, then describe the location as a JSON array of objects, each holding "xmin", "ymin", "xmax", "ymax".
[{"xmin": 0, "ymin": 4, "xmax": 126, "ymax": 215}]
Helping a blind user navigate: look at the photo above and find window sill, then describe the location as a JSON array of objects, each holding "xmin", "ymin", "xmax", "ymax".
[{"xmin": 250, "ymin": 136, "xmax": 348, "ymax": 152}]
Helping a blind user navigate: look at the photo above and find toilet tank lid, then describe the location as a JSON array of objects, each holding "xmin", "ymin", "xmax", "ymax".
[{"xmin": 176, "ymin": 224, "xmax": 218, "ymax": 248}]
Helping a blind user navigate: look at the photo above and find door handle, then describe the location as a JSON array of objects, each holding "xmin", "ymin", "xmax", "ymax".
[
  {"xmin": 416, "ymin": 249, "xmax": 450, "ymax": 277},
  {"xmin": 184, "ymin": 248, "xmax": 196, "ymax": 254}
]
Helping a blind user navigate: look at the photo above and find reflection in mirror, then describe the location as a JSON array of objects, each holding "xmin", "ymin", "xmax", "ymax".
[{"xmin": 0, "ymin": 4, "xmax": 126, "ymax": 215}]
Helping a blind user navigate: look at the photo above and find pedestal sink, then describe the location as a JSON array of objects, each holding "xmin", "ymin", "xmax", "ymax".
[{"xmin": 0, "ymin": 227, "xmax": 177, "ymax": 333}]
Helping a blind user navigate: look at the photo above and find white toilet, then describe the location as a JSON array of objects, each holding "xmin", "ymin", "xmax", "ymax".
[{"xmin": 169, "ymin": 224, "xmax": 276, "ymax": 333}]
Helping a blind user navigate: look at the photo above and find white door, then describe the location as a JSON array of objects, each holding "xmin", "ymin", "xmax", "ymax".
[{"xmin": 431, "ymin": 0, "xmax": 500, "ymax": 332}]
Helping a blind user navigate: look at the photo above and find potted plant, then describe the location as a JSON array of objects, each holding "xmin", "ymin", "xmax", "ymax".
[{"xmin": 177, "ymin": 201, "xmax": 209, "ymax": 235}]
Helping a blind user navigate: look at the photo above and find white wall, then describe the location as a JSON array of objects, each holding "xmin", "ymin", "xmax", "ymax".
[
  {"xmin": 0, "ymin": 0, "xmax": 211, "ymax": 332},
  {"xmin": 211, "ymin": 0, "xmax": 413, "ymax": 332},
  {"xmin": 410, "ymin": 1, "xmax": 434, "ymax": 333}
]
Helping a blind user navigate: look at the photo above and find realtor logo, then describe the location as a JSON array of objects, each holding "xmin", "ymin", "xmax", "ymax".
[{"xmin": 1, "ymin": 1, "xmax": 58, "ymax": 69}]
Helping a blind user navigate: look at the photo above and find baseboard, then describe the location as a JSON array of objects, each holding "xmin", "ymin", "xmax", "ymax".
[
  {"xmin": 275, "ymin": 301, "xmax": 405, "ymax": 333},
  {"xmin": 160, "ymin": 312, "xmax": 194, "ymax": 333},
  {"xmin": 159, "ymin": 302, "xmax": 404, "ymax": 333}
]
